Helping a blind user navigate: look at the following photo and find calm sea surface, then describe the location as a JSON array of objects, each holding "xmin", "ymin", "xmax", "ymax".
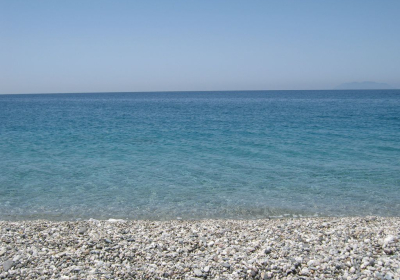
[{"xmin": 0, "ymin": 90, "xmax": 399, "ymax": 220}]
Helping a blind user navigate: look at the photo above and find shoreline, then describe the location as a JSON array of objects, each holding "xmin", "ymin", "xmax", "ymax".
[{"xmin": 1, "ymin": 217, "xmax": 399, "ymax": 279}]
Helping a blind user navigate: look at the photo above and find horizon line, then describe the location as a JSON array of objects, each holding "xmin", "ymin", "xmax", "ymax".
[{"xmin": 1, "ymin": 88, "xmax": 399, "ymax": 95}]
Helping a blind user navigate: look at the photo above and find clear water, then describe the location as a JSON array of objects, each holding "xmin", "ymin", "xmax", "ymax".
[{"xmin": 0, "ymin": 90, "xmax": 399, "ymax": 220}]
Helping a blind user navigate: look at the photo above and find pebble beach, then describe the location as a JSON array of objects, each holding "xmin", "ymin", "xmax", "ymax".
[{"xmin": 0, "ymin": 217, "xmax": 399, "ymax": 279}]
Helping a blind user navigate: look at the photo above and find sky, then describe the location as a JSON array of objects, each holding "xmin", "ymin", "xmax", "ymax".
[{"xmin": 1, "ymin": 0, "xmax": 400, "ymax": 94}]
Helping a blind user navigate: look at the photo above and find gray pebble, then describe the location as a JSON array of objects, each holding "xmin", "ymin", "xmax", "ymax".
[
  {"xmin": 78, "ymin": 227, "xmax": 87, "ymax": 234},
  {"xmin": 193, "ymin": 269, "xmax": 202, "ymax": 277},
  {"xmin": 264, "ymin": 247, "xmax": 272, "ymax": 254},
  {"xmin": 3, "ymin": 259, "xmax": 13, "ymax": 271},
  {"xmin": 221, "ymin": 262, "xmax": 230, "ymax": 269}
]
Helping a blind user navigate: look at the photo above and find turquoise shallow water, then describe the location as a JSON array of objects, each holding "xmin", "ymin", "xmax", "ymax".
[{"xmin": 0, "ymin": 90, "xmax": 399, "ymax": 220}]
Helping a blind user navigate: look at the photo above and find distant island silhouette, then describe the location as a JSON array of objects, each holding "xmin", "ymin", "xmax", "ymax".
[{"xmin": 335, "ymin": 81, "xmax": 394, "ymax": 90}]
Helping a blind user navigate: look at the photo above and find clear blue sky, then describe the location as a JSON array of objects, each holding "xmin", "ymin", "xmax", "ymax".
[{"xmin": 1, "ymin": 0, "xmax": 399, "ymax": 94}]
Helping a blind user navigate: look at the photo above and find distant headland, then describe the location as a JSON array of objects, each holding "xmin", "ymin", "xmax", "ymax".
[{"xmin": 335, "ymin": 81, "xmax": 394, "ymax": 90}]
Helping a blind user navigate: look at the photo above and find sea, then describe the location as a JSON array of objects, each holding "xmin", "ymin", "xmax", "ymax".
[{"xmin": 0, "ymin": 90, "xmax": 399, "ymax": 220}]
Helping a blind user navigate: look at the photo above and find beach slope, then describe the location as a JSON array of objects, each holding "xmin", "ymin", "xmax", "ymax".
[{"xmin": 1, "ymin": 217, "xmax": 399, "ymax": 279}]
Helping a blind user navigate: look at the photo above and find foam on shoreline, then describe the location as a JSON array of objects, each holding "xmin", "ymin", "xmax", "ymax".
[{"xmin": 1, "ymin": 217, "xmax": 399, "ymax": 279}]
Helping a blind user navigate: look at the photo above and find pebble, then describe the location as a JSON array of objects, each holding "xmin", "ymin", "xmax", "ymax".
[
  {"xmin": 221, "ymin": 262, "xmax": 230, "ymax": 269},
  {"xmin": 264, "ymin": 247, "xmax": 272, "ymax": 254},
  {"xmin": 300, "ymin": 267, "xmax": 310, "ymax": 276},
  {"xmin": 2, "ymin": 259, "xmax": 13, "ymax": 271},
  {"xmin": 0, "ymin": 217, "xmax": 398, "ymax": 279},
  {"xmin": 383, "ymin": 235, "xmax": 398, "ymax": 246},
  {"xmin": 193, "ymin": 268, "xmax": 202, "ymax": 277},
  {"xmin": 260, "ymin": 271, "xmax": 268, "ymax": 279},
  {"xmin": 78, "ymin": 226, "xmax": 87, "ymax": 234}
]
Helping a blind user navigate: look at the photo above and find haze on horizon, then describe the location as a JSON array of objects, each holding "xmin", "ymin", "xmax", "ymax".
[{"xmin": 1, "ymin": 0, "xmax": 399, "ymax": 94}]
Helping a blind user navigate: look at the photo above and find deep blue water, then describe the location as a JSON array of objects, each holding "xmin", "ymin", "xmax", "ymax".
[{"xmin": 0, "ymin": 90, "xmax": 399, "ymax": 220}]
